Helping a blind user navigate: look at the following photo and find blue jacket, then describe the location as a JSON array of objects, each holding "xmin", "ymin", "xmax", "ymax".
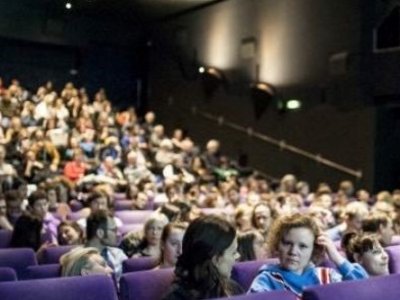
[{"xmin": 248, "ymin": 261, "xmax": 368, "ymax": 297}]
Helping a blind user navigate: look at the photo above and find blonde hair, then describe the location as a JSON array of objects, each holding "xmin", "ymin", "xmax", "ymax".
[{"xmin": 60, "ymin": 247, "xmax": 100, "ymax": 277}]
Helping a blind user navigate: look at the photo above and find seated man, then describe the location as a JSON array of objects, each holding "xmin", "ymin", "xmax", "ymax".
[
  {"xmin": 362, "ymin": 213, "xmax": 394, "ymax": 246},
  {"xmin": 28, "ymin": 189, "xmax": 60, "ymax": 244},
  {"xmin": 85, "ymin": 210, "xmax": 127, "ymax": 281}
]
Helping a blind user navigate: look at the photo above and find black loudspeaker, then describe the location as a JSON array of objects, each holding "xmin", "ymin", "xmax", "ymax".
[
  {"xmin": 250, "ymin": 83, "xmax": 274, "ymax": 120},
  {"xmin": 375, "ymin": 5, "xmax": 400, "ymax": 50}
]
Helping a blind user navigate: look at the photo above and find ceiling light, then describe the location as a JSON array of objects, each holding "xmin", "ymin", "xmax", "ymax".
[{"xmin": 65, "ymin": 2, "xmax": 72, "ymax": 10}]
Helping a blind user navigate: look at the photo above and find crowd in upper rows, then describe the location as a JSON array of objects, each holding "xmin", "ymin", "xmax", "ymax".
[{"xmin": 0, "ymin": 77, "xmax": 399, "ymax": 298}]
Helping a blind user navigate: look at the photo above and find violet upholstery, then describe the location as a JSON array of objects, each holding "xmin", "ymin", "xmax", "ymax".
[
  {"xmin": 0, "ymin": 267, "xmax": 17, "ymax": 282},
  {"xmin": 0, "ymin": 275, "xmax": 118, "ymax": 300},
  {"xmin": 386, "ymin": 245, "xmax": 400, "ymax": 274},
  {"xmin": 119, "ymin": 224, "xmax": 143, "ymax": 236},
  {"xmin": 67, "ymin": 211, "xmax": 83, "ymax": 222},
  {"xmin": 114, "ymin": 200, "xmax": 134, "ymax": 211},
  {"xmin": 211, "ymin": 290, "xmax": 297, "ymax": 300},
  {"xmin": 0, "ymin": 248, "xmax": 37, "ymax": 279},
  {"xmin": 122, "ymin": 257, "xmax": 159, "ymax": 273},
  {"xmin": 114, "ymin": 210, "xmax": 153, "ymax": 225},
  {"xmin": 26, "ymin": 264, "xmax": 61, "ymax": 279},
  {"xmin": 303, "ymin": 273, "xmax": 400, "ymax": 300},
  {"xmin": 120, "ymin": 268, "xmax": 174, "ymax": 300},
  {"xmin": 0, "ymin": 230, "xmax": 12, "ymax": 248},
  {"xmin": 231, "ymin": 258, "xmax": 279, "ymax": 291},
  {"xmin": 38, "ymin": 245, "xmax": 76, "ymax": 264}
]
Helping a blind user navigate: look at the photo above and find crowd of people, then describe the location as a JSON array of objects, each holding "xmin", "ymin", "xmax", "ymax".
[{"xmin": 0, "ymin": 77, "xmax": 399, "ymax": 298}]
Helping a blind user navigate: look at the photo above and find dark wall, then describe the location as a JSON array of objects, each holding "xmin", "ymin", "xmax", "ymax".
[
  {"xmin": 147, "ymin": 0, "xmax": 378, "ymax": 190},
  {"xmin": 0, "ymin": 1, "xmax": 143, "ymax": 107}
]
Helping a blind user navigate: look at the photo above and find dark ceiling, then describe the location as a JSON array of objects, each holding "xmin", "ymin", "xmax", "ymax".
[{"xmin": 20, "ymin": 0, "xmax": 223, "ymax": 24}]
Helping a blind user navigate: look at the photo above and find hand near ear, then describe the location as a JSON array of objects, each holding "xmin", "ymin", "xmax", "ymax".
[{"xmin": 316, "ymin": 233, "xmax": 345, "ymax": 267}]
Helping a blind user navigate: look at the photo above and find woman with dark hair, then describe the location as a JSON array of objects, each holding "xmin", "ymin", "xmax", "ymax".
[
  {"xmin": 248, "ymin": 214, "xmax": 368, "ymax": 297},
  {"xmin": 163, "ymin": 215, "xmax": 243, "ymax": 299},
  {"xmin": 342, "ymin": 232, "xmax": 389, "ymax": 276},
  {"xmin": 58, "ymin": 221, "xmax": 85, "ymax": 246},
  {"xmin": 237, "ymin": 230, "xmax": 267, "ymax": 262},
  {"xmin": 157, "ymin": 222, "xmax": 187, "ymax": 269},
  {"xmin": 251, "ymin": 203, "xmax": 274, "ymax": 239}
]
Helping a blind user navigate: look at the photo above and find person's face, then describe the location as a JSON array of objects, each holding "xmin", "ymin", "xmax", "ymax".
[
  {"xmin": 146, "ymin": 220, "xmax": 164, "ymax": 246},
  {"xmin": 162, "ymin": 228, "xmax": 185, "ymax": 267},
  {"xmin": 6, "ymin": 199, "xmax": 22, "ymax": 219},
  {"xmin": 0, "ymin": 199, "xmax": 6, "ymax": 216},
  {"xmin": 135, "ymin": 193, "xmax": 148, "ymax": 210},
  {"xmin": 319, "ymin": 194, "xmax": 333, "ymax": 209},
  {"xmin": 253, "ymin": 232, "xmax": 267, "ymax": 260},
  {"xmin": 214, "ymin": 238, "xmax": 240, "ymax": 278},
  {"xmin": 59, "ymin": 225, "xmax": 81, "ymax": 245},
  {"xmin": 47, "ymin": 189, "xmax": 58, "ymax": 208},
  {"xmin": 380, "ymin": 220, "xmax": 394, "ymax": 246},
  {"xmin": 347, "ymin": 214, "xmax": 363, "ymax": 232},
  {"xmin": 32, "ymin": 198, "xmax": 49, "ymax": 219},
  {"xmin": 101, "ymin": 218, "xmax": 118, "ymax": 247},
  {"xmin": 237, "ymin": 210, "xmax": 253, "ymax": 232},
  {"xmin": 278, "ymin": 227, "xmax": 315, "ymax": 275},
  {"xmin": 359, "ymin": 244, "xmax": 389, "ymax": 276},
  {"xmin": 90, "ymin": 197, "xmax": 108, "ymax": 213},
  {"xmin": 228, "ymin": 189, "xmax": 240, "ymax": 205},
  {"xmin": 82, "ymin": 253, "xmax": 113, "ymax": 276},
  {"xmin": 254, "ymin": 205, "xmax": 272, "ymax": 231}
]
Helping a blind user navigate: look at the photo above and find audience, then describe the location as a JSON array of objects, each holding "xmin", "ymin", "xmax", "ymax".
[
  {"xmin": 237, "ymin": 230, "xmax": 267, "ymax": 262},
  {"xmin": 157, "ymin": 222, "xmax": 187, "ymax": 269}
]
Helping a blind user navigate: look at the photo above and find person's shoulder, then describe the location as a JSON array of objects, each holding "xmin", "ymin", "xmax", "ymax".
[{"xmin": 162, "ymin": 283, "xmax": 190, "ymax": 300}]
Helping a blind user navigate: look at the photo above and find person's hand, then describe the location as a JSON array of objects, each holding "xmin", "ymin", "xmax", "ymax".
[
  {"xmin": 50, "ymin": 164, "xmax": 57, "ymax": 172},
  {"xmin": 36, "ymin": 241, "xmax": 57, "ymax": 258},
  {"xmin": 316, "ymin": 233, "xmax": 345, "ymax": 266}
]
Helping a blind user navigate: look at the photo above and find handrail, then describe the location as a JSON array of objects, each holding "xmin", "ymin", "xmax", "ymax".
[{"xmin": 191, "ymin": 106, "xmax": 363, "ymax": 179}]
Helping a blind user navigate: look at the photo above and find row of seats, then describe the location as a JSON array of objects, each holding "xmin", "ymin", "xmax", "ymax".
[{"xmin": 0, "ymin": 271, "xmax": 399, "ymax": 300}]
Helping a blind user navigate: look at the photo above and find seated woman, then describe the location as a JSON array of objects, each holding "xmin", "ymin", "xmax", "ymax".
[
  {"xmin": 157, "ymin": 222, "xmax": 187, "ymax": 269},
  {"xmin": 248, "ymin": 214, "xmax": 368, "ymax": 297},
  {"xmin": 237, "ymin": 230, "xmax": 267, "ymax": 262},
  {"xmin": 163, "ymin": 215, "xmax": 242, "ymax": 299},
  {"xmin": 60, "ymin": 246, "xmax": 113, "ymax": 276},
  {"xmin": 120, "ymin": 213, "xmax": 169, "ymax": 257},
  {"xmin": 58, "ymin": 221, "xmax": 85, "ymax": 246},
  {"xmin": 342, "ymin": 232, "xmax": 389, "ymax": 276}
]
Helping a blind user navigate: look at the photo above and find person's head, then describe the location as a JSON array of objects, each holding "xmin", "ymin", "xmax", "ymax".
[
  {"xmin": 5, "ymin": 190, "xmax": 24, "ymax": 223},
  {"xmin": 237, "ymin": 230, "xmax": 267, "ymax": 262},
  {"xmin": 58, "ymin": 221, "xmax": 84, "ymax": 246},
  {"xmin": 10, "ymin": 214, "xmax": 42, "ymax": 251},
  {"xmin": 339, "ymin": 180, "xmax": 354, "ymax": 197},
  {"xmin": 87, "ymin": 191, "xmax": 110, "ymax": 213},
  {"xmin": 143, "ymin": 213, "xmax": 169, "ymax": 247},
  {"xmin": 235, "ymin": 204, "xmax": 253, "ymax": 232},
  {"xmin": 86, "ymin": 210, "xmax": 118, "ymax": 247},
  {"xmin": 60, "ymin": 247, "xmax": 113, "ymax": 277},
  {"xmin": 362, "ymin": 214, "xmax": 394, "ymax": 246},
  {"xmin": 28, "ymin": 190, "xmax": 49, "ymax": 219},
  {"xmin": 175, "ymin": 215, "xmax": 239, "ymax": 297},
  {"xmin": 343, "ymin": 232, "xmax": 389, "ymax": 276},
  {"xmin": 159, "ymin": 223, "xmax": 187, "ymax": 268},
  {"xmin": 314, "ymin": 191, "xmax": 333, "ymax": 210},
  {"xmin": 268, "ymin": 214, "xmax": 324, "ymax": 275},
  {"xmin": 343, "ymin": 202, "xmax": 369, "ymax": 232},
  {"xmin": 251, "ymin": 203, "xmax": 273, "ymax": 233}
]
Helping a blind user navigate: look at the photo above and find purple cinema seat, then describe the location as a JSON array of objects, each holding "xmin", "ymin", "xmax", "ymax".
[
  {"xmin": 119, "ymin": 224, "xmax": 143, "ymax": 236},
  {"xmin": 0, "ymin": 230, "xmax": 12, "ymax": 248},
  {"xmin": 231, "ymin": 258, "xmax": 279, "ymax": 291},
  {"xmin": 0, "ymin": 275, "xmax": 118, "ymax": 300},
  {"xmin": 38, "ymin": 245, "xmax": 76, "ymax": 264},
  {"xmin": 26, "ymin": 264, "xmax": 61, "ymax": 279},
  {"xmin": 67, "ymin": 211, "xmax": 83, "ymax": 222},
  {"xmin": 0, "ymin": 248, "xmax": 38, "ymax": 280},
  {"xmin": 386, "ymin": 244, "xmax": 400, "ymax": 274},
  {"xmin": 120, "ymin": 268, "xmax": 174, "ymax": 300},
  {"xmin": 114, "ymin": 192, "xmax": 127, "ymax": 201},
  {"xmin": 122, "ymin": 257, "xmax": 159, "ymax": 273},
  {"xmin": 114, "ymin": 210, "xmax": 153, "ymax": 225},
  {"xmin": 114, "ymin": 200, "xmax": 134, "ymax": 211},
  {"xmin": 303, "ymin": 273, "xmax": 400, "ymax": 300},
  {"xmin": 0, "ymin": 267, "xmax": 17, "ymax": 282},
  {"xmin": 211, "ymin": 290, "xmax": 297, "ymax": 300}
]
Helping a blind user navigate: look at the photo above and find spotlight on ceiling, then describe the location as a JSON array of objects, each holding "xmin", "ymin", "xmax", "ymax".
[
  {"xmin": 65, "ymin": 2, "xmax": 72, "ymax": 10},
  {"xmin": 198, "ymin": 66, "xmax": 205, "ymax": 73},
  {"xmin": 250, "ymin": 82, "xmax": 275, "ymax": 120}
]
